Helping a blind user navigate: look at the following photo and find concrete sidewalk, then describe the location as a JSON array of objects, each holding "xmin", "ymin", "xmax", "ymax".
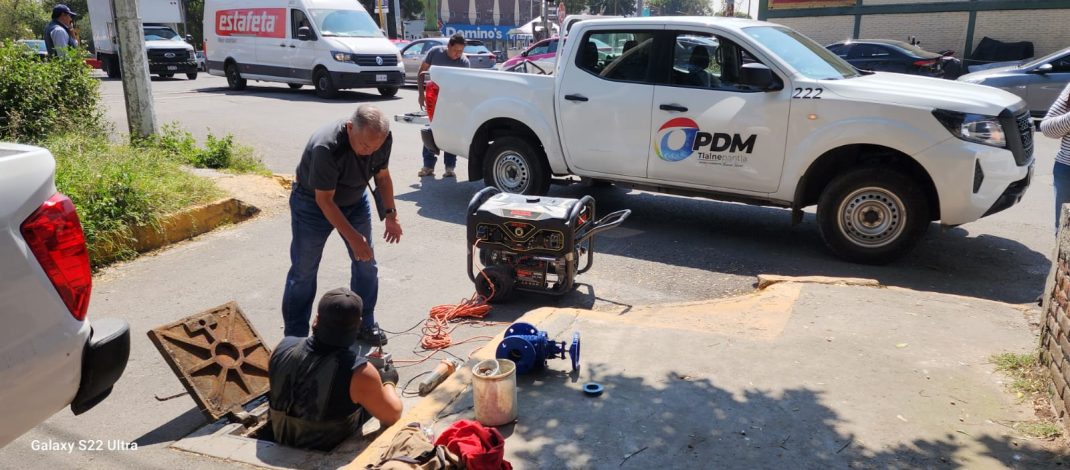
[{"xmin": 349, "ymin": 279, "xmax": 1066, "ymax": 469}]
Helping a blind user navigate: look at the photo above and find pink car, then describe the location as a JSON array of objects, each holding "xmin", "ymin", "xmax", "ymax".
[{"xmin": 501, "ymin": 37, "xmax": 560, "ymax": 71}]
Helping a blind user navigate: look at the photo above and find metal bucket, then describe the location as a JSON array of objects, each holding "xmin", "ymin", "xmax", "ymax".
[{"xmin": 472, "ymin": 358, "xmax": 517, "ymax": 426}]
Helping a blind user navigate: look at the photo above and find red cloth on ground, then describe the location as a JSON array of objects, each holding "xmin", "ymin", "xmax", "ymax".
[{"xmin": 433, "ymin": 419, "xmax": 513, "ymax": 470}]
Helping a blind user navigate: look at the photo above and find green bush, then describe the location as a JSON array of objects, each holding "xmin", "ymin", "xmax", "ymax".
[
  {"xmin": 0, "ymin": 41, "xmax": 104, "ymax": 142},
  {"xmin": 49, "ymin": 132, "xmax": 222, "ymax": 266},
  {"xmin": 144, "ymin": 124, "xmax": 269, "ymax": 174}
]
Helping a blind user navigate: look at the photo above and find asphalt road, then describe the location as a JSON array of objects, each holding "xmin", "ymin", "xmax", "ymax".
[{"xmin": 0, "ymin": 73, "xmax": 1061, "ymax": 468}]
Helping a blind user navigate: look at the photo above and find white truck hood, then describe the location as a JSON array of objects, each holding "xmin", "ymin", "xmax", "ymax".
[
  {"xmin": 328, "ymin": 37, "xmax": 399, "ymax": 56},
  {"xmin": 145, "ymin": 39, "xmax": 192, "ymax": 51},
  {"xmin": 826, "ymin": 72, "xmax": 1024, "ymax": 116}
]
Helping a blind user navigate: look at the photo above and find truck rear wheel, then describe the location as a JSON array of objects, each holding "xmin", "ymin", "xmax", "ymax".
[
  {"xmin": 816, "ymin": 168, "xmax": 929, "ymax": 264},
  {"xmin": 314, "ymin": 68, "xmax": 338, "ymax": 99},
  {"xmin": 378, "ymin": 86, "xmax": 398, "ymax": 97},
  {"xmin": 483, "ymin": 136, "xmax": 550, "ymax": 196},
  {"xmin": 186, "ymin": 72, "xmax": 198, "ymax": 80},
  {"xmin": 225, "ymin": 62, "xmax": 246, "ymax": 90},
  {"xmin": 104, "ymin": 54, "xmax": 121, "ymax": 79}
]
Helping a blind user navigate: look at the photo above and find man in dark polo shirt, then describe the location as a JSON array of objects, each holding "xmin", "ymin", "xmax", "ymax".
[
  {"xmin": 269, "ymin": 288, "xmax": 403, "ymax": 450},
  {"xmin": 416, "ymin": 33, "xmax": 470, "ymax": 178},
  {"xmin": 281, "ymin": 105, "xmax": 402, "ymax": 346}
]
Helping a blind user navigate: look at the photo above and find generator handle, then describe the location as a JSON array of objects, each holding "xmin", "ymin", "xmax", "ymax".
[
  {"xmin": 567, "ymin": 195, "xmax": 596, "ymax": 228},
  {"xmin": 468, "ymin": 186, "xmax": 501, "ymax": 215},
  {"xmin": 576, "ymin": 209, "xmax": 631, "ymax": 274}
]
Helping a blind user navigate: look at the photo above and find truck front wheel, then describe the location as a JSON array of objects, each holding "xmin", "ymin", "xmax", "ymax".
[
  {"xmin": 816, "ymin": 168, "xmax": 929, "ymax": 264},
  {"xmin": 314, "ymin": 69, "xmax": 338, "ymax": 99},
  {"xmin": 483, "ymin": 136, "xmax": 550, "ymax": 195}
]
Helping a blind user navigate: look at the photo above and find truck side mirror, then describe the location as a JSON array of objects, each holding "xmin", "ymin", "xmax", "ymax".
[
  {"xmin": 185, "ymin": 34, "xmax": 193, "ymax": 43},
  {"xmin": 739, "ymin": 63, "xmax": 781, "ymax": 91},
  {"xmin": 297, "ymin": 27, "xmax": 313, "ymax": 41},
  {"xmin": 493, "ymin": 50, "xmax": 505, "ymax": 63}
]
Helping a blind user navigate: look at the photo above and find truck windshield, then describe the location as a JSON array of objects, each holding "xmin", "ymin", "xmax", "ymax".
[
  {"xmin": 144, "ymin": 27, "xmax": 181, "ymax": 41},
  {"xmin": 743, "ymin": 26, "xmax": 859, "ymax": 80},
  {"xmin": 310, "ymin": 9, "xmax": 382, "ymax": 38}
]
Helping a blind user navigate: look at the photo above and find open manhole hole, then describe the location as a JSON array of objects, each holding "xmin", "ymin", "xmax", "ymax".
[{"xmin": 150, "ymin": 302, "xmax": 381, "ymax": 468}]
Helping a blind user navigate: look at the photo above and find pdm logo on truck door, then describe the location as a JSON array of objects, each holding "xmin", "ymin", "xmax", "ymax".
[
  {"xmin": 216, "ymin": 9, "xmax": 286, "ymax": 38},
  {"xmin": 655, "ymin": 117, "xmax": 757, "ymax": 167}
]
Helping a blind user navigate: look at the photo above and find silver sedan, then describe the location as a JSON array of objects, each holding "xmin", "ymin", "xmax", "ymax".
[
  {"xmin": 959, "ymin": 46, "xmax": 1070, "ymax": 117},
  {"xmin": 399, "ymin": 38, "xmax": 498, "ymax": 83}
]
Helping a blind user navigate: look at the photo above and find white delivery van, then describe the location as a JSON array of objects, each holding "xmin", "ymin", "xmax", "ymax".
[
  {"xmin": 88, "ymin": 0, "xmax": 199, "ymax": 79},
  {"xmin": 204, "ymin": 0, "xmax": 404, "ymax": 98}
]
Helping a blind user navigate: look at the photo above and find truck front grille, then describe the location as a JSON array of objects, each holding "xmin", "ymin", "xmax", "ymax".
[
  {"xmin": 352, "ymin": 54, "xmax": 398, "ymax": 67},
  {"xmin": 1016, "ymin": 111, "xmax": 1034, "ymax": 165},
  {"xmin": 147, "ymin": 49, "xmax": 190, "ymax": 64}
]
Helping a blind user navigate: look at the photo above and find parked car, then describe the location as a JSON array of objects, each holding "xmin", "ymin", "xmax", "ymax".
[
  {"xmin": 500, "ymin": 37, "xmax": 560, "ymax": 71},
  {"xmin": 399, "ymin": 38, "xmax": 497, "ymax": 83},
  {"xmin": 826, "ymin": 39, "xmax": 944, "ymax": 77},
  {"xmin": 0, "ymin": 143, "xmax": 130, "ymax": 448},
  {"xmin": 958, "ymin": 46, "xmax": 1070, "ymax": 118},
  {"xmin": 15, "ymin": 39, "xmax": 47, "ymax": 59},
  {"xmin": 425, "ymin": 17, "xmax": 1034, "ymax": 264}
]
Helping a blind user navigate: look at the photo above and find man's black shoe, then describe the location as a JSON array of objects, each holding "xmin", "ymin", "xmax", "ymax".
[{"xmin": 357, "ymin": 323, "xmax": 388, "ymax": 346}]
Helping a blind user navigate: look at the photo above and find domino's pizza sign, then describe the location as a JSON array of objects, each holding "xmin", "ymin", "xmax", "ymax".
[{"xmin": 441, "ymin": 24, "xmax": 515, "ymax": 41}]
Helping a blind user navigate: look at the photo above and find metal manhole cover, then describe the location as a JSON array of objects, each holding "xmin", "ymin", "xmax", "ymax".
[{"xmin": 148, "ymin": 302, "xmax": 272, "ymax": 421}]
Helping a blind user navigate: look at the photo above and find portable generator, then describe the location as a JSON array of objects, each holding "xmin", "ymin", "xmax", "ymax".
[{"xmin": 466, "ymin": 187, "xmax": 630, "ymax": 301}]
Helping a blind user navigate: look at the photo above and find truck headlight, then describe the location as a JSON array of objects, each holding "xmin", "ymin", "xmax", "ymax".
[
  {"xmin": 331, "ymin": 51, "xmax": 353, "ymax": 63},
  {"xmin": 932, "ymin": 110, "xmax": 1006, "ymax": 148}
]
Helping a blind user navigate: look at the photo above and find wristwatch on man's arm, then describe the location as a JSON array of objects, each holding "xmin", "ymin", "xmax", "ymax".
[{"xmin": 383, "ymin": 208, "xmax": 397, "ymax": 219}]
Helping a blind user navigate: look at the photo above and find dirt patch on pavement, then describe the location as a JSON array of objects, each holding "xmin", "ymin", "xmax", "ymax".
[{"xmin": 202, "ymin": 172, "xmax": 291, "ymax": 215}]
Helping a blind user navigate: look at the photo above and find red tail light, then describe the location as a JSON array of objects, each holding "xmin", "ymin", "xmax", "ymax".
[
  {"xmin": 913, "ymin": 59, "xmax": 937, "ymax": 67},
  {"xmin": 20, "ymin": 193, "xmax": 92, "ymax": 321},
  {"xmin": 426, "ymin": 81, "xmax": 440, "ymax": 122}
]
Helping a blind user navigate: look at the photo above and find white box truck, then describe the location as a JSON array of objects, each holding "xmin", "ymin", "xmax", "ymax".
[
  {"xmin": 204, "ymin": 0, "xmax": 404, "ymax": 98},
  {"xmin": 88, "ymin": 0, "xmax": 198, "ymax": 79}
]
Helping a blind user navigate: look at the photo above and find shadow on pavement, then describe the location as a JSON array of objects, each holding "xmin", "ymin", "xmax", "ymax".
[
  {"xmin": 396, "ymin": 179, "xmax": 1049, "ymax": 304},
  {"xmin": 193, "ymin": 85, "xmax": 401, "ymax": 104},
  {"xmin": 131, "ymin": 407, "xmax": 210, "ymax": 447},
  {"xmin": 498, "ymin": 365, "xmax": 1064, "ymax": 469}
]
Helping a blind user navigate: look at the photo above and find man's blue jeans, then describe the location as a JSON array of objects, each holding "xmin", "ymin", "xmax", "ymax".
[
  {"xmin": 423, "ymin": 145, "xmax": 456, "ymax": 169},
  {"xmin": 281, "ymin": 187, "xmax": 378, "ymax": 337},
  {"xmin": 1056, "ymin": 162, "xmax": 1070, "ymax": 231}
]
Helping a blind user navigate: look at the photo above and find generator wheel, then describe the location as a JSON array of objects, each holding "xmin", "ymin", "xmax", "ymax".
[
  {"xmin": 484, "ymin": 136, "xmax": 550, "ymax": 195},
  {"xmin": 476, "ymin": 266, "xmax": 514, "ymax": 303}
]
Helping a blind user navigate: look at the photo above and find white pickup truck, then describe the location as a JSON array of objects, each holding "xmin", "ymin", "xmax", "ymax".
[
  {"xmin": 0, "ymin": 143, "xmax": 130, "ymax": 447},
  {"xmin": 423, "ymin": 17, "xmax": 1035, "ymax": 263}
]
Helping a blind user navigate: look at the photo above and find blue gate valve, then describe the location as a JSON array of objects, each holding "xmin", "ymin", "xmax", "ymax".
[{"xmin": 496, "ymin": 322, "xmax": 580, "ymax": 375}]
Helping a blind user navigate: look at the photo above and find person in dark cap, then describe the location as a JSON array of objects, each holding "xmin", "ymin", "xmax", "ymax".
[
  {"xmin": 45, "ymin": 4, "xmax": 79, "ymax": 57},
  {"xmin": 268, "ymin": 288, "xmax": 403, "ymax": 450}
]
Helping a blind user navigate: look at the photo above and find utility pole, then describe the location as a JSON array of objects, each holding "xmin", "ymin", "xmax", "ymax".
[{"xmin": 111, "ymin": 0, "xmax": 157, "ymax": 139}]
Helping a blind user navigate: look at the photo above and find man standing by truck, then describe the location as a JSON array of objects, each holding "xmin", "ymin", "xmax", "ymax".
[
  {"xmin": 417, "ymin": 33, "xmax": 469, "ymax": 178},
  {"xmin": 282, "ymin": 105, "xmax": 402, "ymax": 347},
  {"xmin": 44, "ymin": 4, "xmax": 79, "ymax": 57}
]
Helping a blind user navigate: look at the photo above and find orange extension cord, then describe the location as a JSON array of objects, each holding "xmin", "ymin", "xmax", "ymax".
[{"xmin": 392, "ymin": 243, "xmax": 503, "ymax": 367}]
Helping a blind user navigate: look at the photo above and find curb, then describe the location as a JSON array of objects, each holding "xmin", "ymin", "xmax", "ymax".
[{"xmin": 94, "ymin": 198, "xmax": 260, "ymax": 263}]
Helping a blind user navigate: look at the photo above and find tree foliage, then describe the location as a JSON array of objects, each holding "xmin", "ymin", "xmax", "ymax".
[
  {"xmin": 586, "ymin": 0, "xmax": 634, "ymax": 17},
  {"xmin": 0, "ymin": 0, "xmax": 50, "ymax": 41},
  {"xmin": 0, "ymin": 41, "xmax": 104, "ymax": 142},
  {"xmin": 646, "ymin": 0, "xmax": 711, "ymax": 16}
]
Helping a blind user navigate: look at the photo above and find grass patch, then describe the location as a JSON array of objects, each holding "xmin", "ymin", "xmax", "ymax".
[
  {"xmin": 1014, "ymin": 421, "xmax": 1063, "ymax": 440},
  {"xmin": 991, "ymin": 352, "xmax": 1047, "ymax": 396},
  {"xmin": 49, "ymin": 132, "xmax": 223, "ymax": 267},
  {"xmin": 143, "ymin": 124, "xmax": 270, "ymax": 175}
]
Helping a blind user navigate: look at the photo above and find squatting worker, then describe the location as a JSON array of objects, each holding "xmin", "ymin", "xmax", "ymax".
[
  {"xmin": 269, "ymin": 288, "xmax": 402, "ymax": 450},
  {"xmin": 282, "ymin": 105, "xmax": 401, "ymax": 346},
  {"xmin": 416, "ymin": 33, "xmax": 470, "ymax": 178},
  {"xmin": 45, "ymin": 4, "xmax": 79, "ymax": 57},
  {"xmin": 1042, "ymin": 82, "xmax": 1070, "ymax": 231}
]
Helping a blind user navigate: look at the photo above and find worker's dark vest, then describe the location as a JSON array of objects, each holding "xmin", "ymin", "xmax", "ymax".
[
  {"xmin": 268, "ymin": 336, "xmax": 366, "ymax": 451},
  {"xmin": 44, "ymin": 20, "xmax": 77, "ymax": 56}
]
